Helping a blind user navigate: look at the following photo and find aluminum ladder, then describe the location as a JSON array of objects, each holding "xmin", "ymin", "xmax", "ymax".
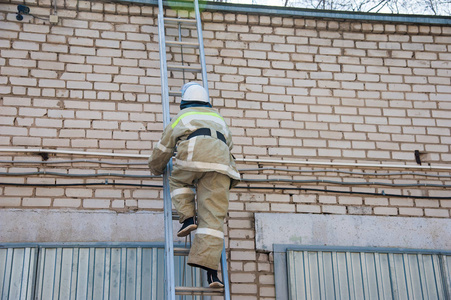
[{"xmin": 157, "ymin": 0, "xmax": 231, "ymax": 299}]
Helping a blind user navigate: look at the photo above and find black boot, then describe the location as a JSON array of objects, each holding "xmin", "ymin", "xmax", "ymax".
[
  {"xmin": 207, "ymin": 269, "xmax": 224, "ymax": 288},
  {"xmin": 177, "ymin": 217, "xmax": 197, "ymax": 237}
]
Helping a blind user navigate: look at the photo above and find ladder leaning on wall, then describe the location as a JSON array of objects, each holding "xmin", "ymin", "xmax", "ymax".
[{"xmin": 157, "ymin": 0, "xmax": 231, "ymax": 299}]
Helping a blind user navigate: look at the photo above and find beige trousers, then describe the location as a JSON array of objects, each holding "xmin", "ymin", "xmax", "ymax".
[{"xmin": 169, "ymin": 167, "xmax": 230, "ymax": 271}]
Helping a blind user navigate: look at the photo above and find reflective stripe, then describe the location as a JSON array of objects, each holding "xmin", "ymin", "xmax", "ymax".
[
  {"xmin": 187, "ymin": 138, "xmax": 196, "ymax": 161},
  {"xmin": 171, "ymin": 187, "xmax": 194, "ymax": 198},
  {"xmin": 156, "ymin": 142, "xmax": 171, "ymax": 153},
  {"xmin": 176, "ymin": 159, "xmax": 241, "ymax": 180},
  {"xmin": 183, "ymin": 115, "xmax": 227, "ymax": 133},
  {"xmin": 196, "ymin": 227, "xmax": 224, "ymax": 239},
  {"xmin": 171, "ymin": 112, "xmax": 225, "ymax": 129}
]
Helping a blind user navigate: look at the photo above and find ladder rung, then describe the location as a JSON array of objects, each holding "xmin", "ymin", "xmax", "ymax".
[
  {"xmin": 167, "ymin": 64, "xmax": 202, "ymax": 72},
  {"xmin": 164, "ymin": 17, "xmax": 197, "ymax": 24},
  {"xmin": 175, "ymin": 286, "xmax": 224, "ymax": 296},
  {"xmin": 165, "ymin": 23, "xmax": 197, "ymax": 29},
  {"xmin": 166, "ymin": 41, "xmax": 199, "ymax": 48},
  {"xmin": 172, "ymin": 210, "xmax": 179, "ymax": 220},
  {"xmin": 169, "ymin": 90, "xmax": 182, "ymax": 97},
  {"xmin": 174, "ymin": 247, "xmax": 190, "ymax": 256}
]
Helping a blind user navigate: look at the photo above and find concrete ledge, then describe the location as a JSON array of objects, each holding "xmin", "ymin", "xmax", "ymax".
[
  {"xmin": 0, "ymin": 209, "xmax": 184, "ymax": 243},
  {"xmin": 255, "ymin": 213, "xmax": 451, "ymax": 251}
]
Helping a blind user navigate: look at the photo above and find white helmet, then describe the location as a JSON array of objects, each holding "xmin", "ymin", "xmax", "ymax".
[{"xmin": 181, "ymin": 82, "xmax": 209, "ymax": 104}]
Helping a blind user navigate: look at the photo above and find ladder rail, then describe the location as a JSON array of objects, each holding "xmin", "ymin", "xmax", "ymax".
[
  {"xmin": 158, "ymin": 1, "xmax": 230, "ymax": 299},
  {"xmin": 157, "ymin": 2, "xmax": 176, "ymax": 300},
  {"xmin": 221, "ymin": 246, "xmax": 231, "ymax": 299},
  {"xmin": 193, "ymin": 0, "xmax": 209, "ymax": 97},
  {"xmin": 193, "ymin": 3, "xmax": 231, "ymax": 297}
]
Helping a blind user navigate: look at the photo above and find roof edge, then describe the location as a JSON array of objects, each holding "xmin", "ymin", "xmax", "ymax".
[{"xmin": 117, "ymin": 0, "xmax": 451, "ymax": 25}]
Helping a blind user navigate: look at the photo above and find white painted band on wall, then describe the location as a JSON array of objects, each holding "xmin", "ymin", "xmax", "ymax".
[
  {"xmin": 0, "ymin": 209, "xmax": 185, "ymax": 243},
  {"xmin": 255, "ymin": 213, "xmax": 451, "ymax": 251}
]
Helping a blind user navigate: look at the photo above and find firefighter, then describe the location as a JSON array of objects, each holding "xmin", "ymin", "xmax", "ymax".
[{"xmin": 148, "ymin": 82, "xmax": 240, "ymax": 288}]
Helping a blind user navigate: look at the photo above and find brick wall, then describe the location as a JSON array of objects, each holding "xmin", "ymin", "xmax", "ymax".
[{"xmin": 1, "ymin": 1, "xmax": 450, "ymax": 298}]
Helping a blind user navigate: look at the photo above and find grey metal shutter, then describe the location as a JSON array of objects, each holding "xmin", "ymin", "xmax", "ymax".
[
  {"xmin": 287, "ymin": 249, "xmax": 451, "ymax": 300},
  {"xmin": 1, "ymin": 245, "xmax": 202, "ymax": 300},
  {"xmin": 0, "ymin": 247, "xmax": 37, "ymax": 300}
]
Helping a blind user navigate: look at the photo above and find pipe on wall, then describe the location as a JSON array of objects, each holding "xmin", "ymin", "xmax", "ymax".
[{"xmin": 1, "ymin": 148, "xmax": 450, "ymax": 171}]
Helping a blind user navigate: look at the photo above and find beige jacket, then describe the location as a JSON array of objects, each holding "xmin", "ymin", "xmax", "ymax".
[{"xmin": 149, "ymin": 107, "xmax": 241, "ymax": 184}]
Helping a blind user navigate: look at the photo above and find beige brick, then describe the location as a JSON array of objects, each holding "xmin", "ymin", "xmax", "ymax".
[
  {"xmin": 63, "ymin": 19, "xmax": 89, "ymax": 28},
  {"xmin": 66, "ymin": 188, "xmax": 93, "ymax": 198},
  {"xmin": 10, "ymin": 77, "xmax": 37, "ymax": 87},
  {"xmin": 12, "ymin": 41, "xmax": 40, "ymax": 51},
  {"xmin": 35, "ymin": 188, "xmax": 65, "ymax": 197},
  {"xmin": 42, "ymin": 43, "xmax": 68, "ymax": 53},
  {"xmin": 229, "ymin": 229, "xmax": 255, "ymax": 239},
  {"xmin": 338, "ymin": 197, "xmax": 363, "ymax": 205},
  {"xmin": 23, "ymin": 198, "xmax": 52, "ymax": 207},
  {"xmin": 415, "ymin": 199, "xmax": 439, "ymax": 207},
  {"xmin": 12, "ymin": 136, "xmax": 41, "ymax": 146},
  {"xmin": 231, "ymin": 251, "xmax": 256, "ymax": 262},
  {"xmin": 270, "ymin": 203, "xmax": 295, "ymax": 212},
  {"xmin": 231, "ymin": 283, "xmax": 258, "ymax": 295},
  {"xmin": 230, "ymin": 240, "xmax": 255, "ymax": 250},
  {"xmin": 424, "ymin": 209, "xmax": 449, "ymax": 218},
  {"xmin": 70, "ymin": 46, "xmax": 95, "ymax": 55},
  {"xmin": 39, "ymin": 79, "xmax": 65, "ymax": 88},
  {"xmin": 138, "ymin": 200, "xmax": 162, "ymax": 209},
  {"xmin": 99, "ymin": 140, "xmax": 126, "ymax": 149},
  {"xmin": 228, "ymin": 219, "xmax": 253, "ymax": 229},
  {"xmin": 319, "ymin": 195, "xmax": 337, "ymax": 204},
  {"xmin": 68, "ymin": 37, "xmax": 94, "ymax": 47},
  {"xmin": 365, "ymin": 197, "xmax": 388, "ymax": 206},
  {"xmin": 348, "ymin": 206, "xmax": 373, "ymax": 215},
  {"xmin": 399, "ymin": 207, "xmax": 424, "ymax": 216},
  {"xmin": 1, "ymin": 67, "xmax": 29, "ymax": 76},
  {"xmin": 57, "ymin": 54, "xmax": 85, "ymax": 64},
  {"xmin": 83, "ymin": 199, "xmax": 111, "ymax": 208},
  {"xmin": 0, "ymin": 198, "xmax": 21, "ymax": 206},
  {"xmin": 374, "ymin": 207, "xmax": 398, "ymax": 216},
  {"xmin": 322, "ymin": 205, "xmax": 347, "ymax": 214},
  {"xmin": 0, "ymin": 125, "xmax": 26, "ymax": 136},
  {"xmin": 53, "ymin": 199, "xmax": 81, "ymax": 207}
]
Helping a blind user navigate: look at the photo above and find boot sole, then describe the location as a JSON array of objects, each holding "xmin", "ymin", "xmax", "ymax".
[
  {"xmin": 209, "ymin": 282, "xmax": 224, "ymax": 288},
  {"xmin": 177, "ymin": 224, "xmax": 198, "ymax": 237}
]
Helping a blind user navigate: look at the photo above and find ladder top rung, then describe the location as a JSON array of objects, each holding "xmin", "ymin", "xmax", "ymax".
[
  {"xmin": 165, "ymin": 17, "xmax": 197, "ymax": 24},
  {"xmin": 175, "ymin": 286, "xmax": 224, "ymax": 296},
  {"xmin": 166, "ymin": 40, "xmax": 199, "ymax": 47}
]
